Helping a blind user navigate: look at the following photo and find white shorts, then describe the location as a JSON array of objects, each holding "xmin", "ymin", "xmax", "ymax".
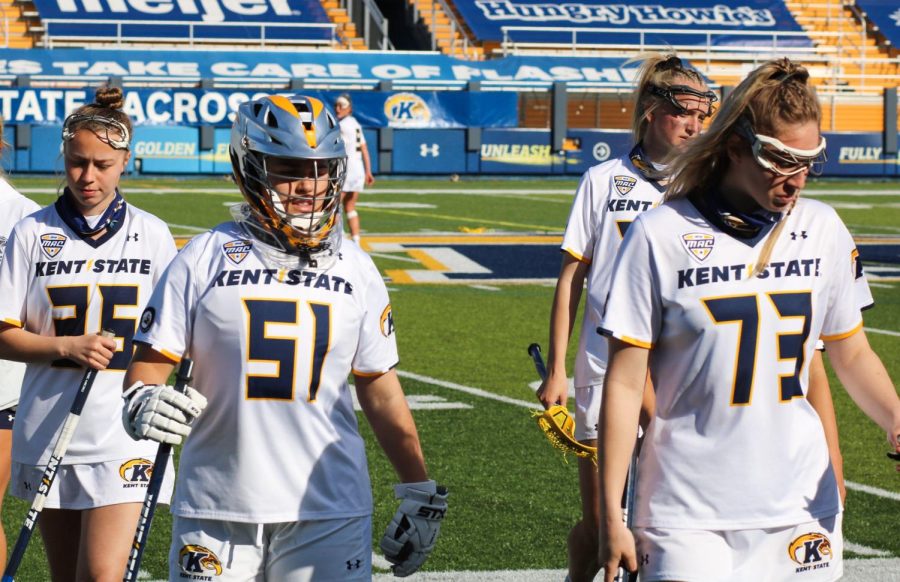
[
  {"xmin": 11, "ymin": 454, "xmax": 174, "ymax": 510},
  {"xmin": 574, "ymin": 383, "xmax": 602, "ymax": 442},
  {"xmin": 635, "ymin": 513, "xmax": 843, "ymax": 582},
  {"xmin": 170, "ymin": 515, "xmax": 372, "ymax": 581},
  {"xmin": 342, "ymin": 161, "xmax": 365, "ymax": 194}
]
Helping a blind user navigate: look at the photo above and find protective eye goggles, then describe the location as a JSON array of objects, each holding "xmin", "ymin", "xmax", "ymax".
[
  {"xmin": 62, "ymin": 114, "xmax": 131, "ymax": 150},
  {"xmin": 738, "ymin": 120, "xmax": 827, "ymax": 176},
  {"xmin": 648, "ymin": 84, "xmax": 718, "ymax": 117}
]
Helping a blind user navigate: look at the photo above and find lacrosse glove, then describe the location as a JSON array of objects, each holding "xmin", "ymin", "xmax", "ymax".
[
  {"xmin": 380, "ymin": 480, "xmax": 448, "ymax": 577},
  {"xmin": 122, "ymin": 381, "xmax": 207, "ymax": 445}
]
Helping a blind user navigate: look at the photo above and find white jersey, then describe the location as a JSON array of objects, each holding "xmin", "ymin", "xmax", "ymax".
[
  {"xmin": 339, "ymin": 115, "xmax": 367, "ymax": 192},
  {"xmin": 134, "ymin": 222, "xmax": 398, "ymax": 523},
  {"xmin": 0, "ymin": 178, "xmax": 40, "ymax": 411},
  {"xmin": 599, "ymin": 197, "xmax": 864, "ymax": 530},
  {"xmin": 561, "ymin": 155, "xmax": 664, "ymax": 387},
  {"xmin": 0, "ymin": 202, "xmax": 176, "ymax": 465}
]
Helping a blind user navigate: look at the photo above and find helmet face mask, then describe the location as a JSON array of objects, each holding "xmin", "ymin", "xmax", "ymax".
[{"xmin": 230, "ymin": 95, "xmax": 347, "ymax": 257}]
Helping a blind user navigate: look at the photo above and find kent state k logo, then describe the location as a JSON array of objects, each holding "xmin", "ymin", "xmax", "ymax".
[
  {"xmin": 179, "ymin": 544, "xmax": 224, "ymax": 576},
  {"xmin": 788, "ymin": 532, "xmax": 833, "ymax": 574},
  {"xmin": 119, "ymin": 458, "xmax": 153, "ymax": 487}
]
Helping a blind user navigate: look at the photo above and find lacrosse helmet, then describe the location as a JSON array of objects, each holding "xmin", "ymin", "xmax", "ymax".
[{"xmin": 230, "ymin": 95, "xmax": 347, "ymax": 257}]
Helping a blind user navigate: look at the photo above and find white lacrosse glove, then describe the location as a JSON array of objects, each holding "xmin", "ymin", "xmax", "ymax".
[
  {"xmin": 122, "ymin": 381, "xmax": 207, "ymax": 445},
  {"xmin": 380, "ymin": 480, "xmax": 448, "ymax": 577}
]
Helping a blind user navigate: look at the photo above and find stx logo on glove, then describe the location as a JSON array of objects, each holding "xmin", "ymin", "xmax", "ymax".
[{"xmin": 416, "ymin": 506, "xmax": 446, "ymax": 520}]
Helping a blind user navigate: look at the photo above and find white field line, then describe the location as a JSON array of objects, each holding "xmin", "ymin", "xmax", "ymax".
[
  {"xmin": 371, "ymin": 559, "xmax": 900, "ymax": 581},
  {"xmin": 866, "ymin": 327, "xmax": 900, "ymax": 338}
]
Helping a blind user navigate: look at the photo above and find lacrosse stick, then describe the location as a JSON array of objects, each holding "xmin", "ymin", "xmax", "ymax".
[
  {"xmin": 123, "ymin": 356, "xmax": 194, "ymax": 582},
  {"xmin": 527, "ymin": 343, "xmax": 597, "ymax": 461},
  {"xmin": 528, "ymin": 343, "xmax": 638, "ymax": 582},
  {"xmin": 3, "ymin": 329, "xmax": 115, "ymax": 581}
]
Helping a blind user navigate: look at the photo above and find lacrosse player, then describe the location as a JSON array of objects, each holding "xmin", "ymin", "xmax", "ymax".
[
  {"xmin": 0, "ymin": 87, "xmax": 177, "ymax": 579},
  {"xmin": 598, "ymin": 58, "xmax": 900, "ymax": 582},
  {"xmin": 122, "ymin": 95, "xmax": 446, "ymax": 581},
  {"xmin": 537, "ymin": 54, "xmax": 716, "ymax": 582},
  {"xmin": 334, "ymin": 93, "xmax": 374, "ymax": 245},
  {"xmin": 0, "ymin": 121, "xmax": 40, "ymax": 567}
]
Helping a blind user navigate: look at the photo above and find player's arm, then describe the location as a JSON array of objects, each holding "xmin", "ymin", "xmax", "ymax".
[
  {"xmin": 824, "ymin": 330, "xmax": 900, "ymax": 464},
  {"xmin": 357, "ymin": 368, "xmax": 448, "ymax": 577},
  {"xmin": 355, "ymin": 368, "xmax": 427, "ymax": 482},
  {"xmin": 806, "ymin": 350, "xmax": 845, "ymax": 502},
  {"xmin": 538, "ymin": 253, "xmax": 589, "ymax": 408},
  {"xmin": 361, "ymin": 139, "xmax": 375, "ymax": 186},
  {"xmin": 599, "ymin": 338, "xmax": 647, "ymax": 582},
  {"xmin": 0, "ymin": 323, "xmax": 115, "ymax": 369}
]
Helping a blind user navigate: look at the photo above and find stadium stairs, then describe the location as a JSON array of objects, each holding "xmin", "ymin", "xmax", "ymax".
[
  {"xmin": 320, "ymin": 0, "xmax": 367, "ymax": 50},
  {"xmin": 0, "ymin": 0, "xmax": 38, "ymax": 48},
  {"xmin": 405, "ymin": 0, "xmax": 483, "ymax": 60}
]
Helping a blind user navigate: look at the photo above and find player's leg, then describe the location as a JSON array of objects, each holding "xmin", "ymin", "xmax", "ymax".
[
  {"xmin": 38, "ymin": 508, "xmax": 82, "ymax": 581},
  {"xmin": 78, "ymin": 502, "xmax": 143, "ymax": 580},
  {"xmin": 0, "ymin": 407, "xmax": 14, "ymax": 565},
  {"xmin": 342, "ymin": 190, "xmax": 361, "ymax": 243},
  {"xmin": 267, "ymin": 516, "xmax": 371, "ymax": 580},
  {"xmin": 568, "ymin": 451, "xmax": 601, "ymax": 582}
]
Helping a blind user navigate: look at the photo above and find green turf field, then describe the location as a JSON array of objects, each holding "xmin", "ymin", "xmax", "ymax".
[{"xmin": 2, "ymin": 176, "xmax": 899, "ymax": 580}]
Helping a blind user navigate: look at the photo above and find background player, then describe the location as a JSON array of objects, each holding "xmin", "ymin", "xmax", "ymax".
[
  {"xmin": 122, "ymin": 95, "xmax": 446, "ymax": 580},
  {"xmin": 0, "ymin": 87, "xmax": 177, "ymax": 579},
  {"xmin": 334, "ymin": 93, "xmax": 374, "ymax": 245},
  {"xmin": 0, "ymin": 118, "xmax": 40, "ymax": 566},
  {"xmin": 598, "ymin": 58, "xmax": 900, "ymax": 582},
  {"xmin": 537, "ymin": 54, "xmax": 716, "ymax": 582}
]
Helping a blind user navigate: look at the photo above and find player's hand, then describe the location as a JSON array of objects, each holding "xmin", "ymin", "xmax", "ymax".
[
  {"xmin": 380, "ymin": 480, "xmax": 448, "ymax": 577},
  {"xmin": 601, "ymin": 520, "xmax": 638, "ymax": 582},
  {"xmin": 537, "ymin": 370, "xmax": 569, "ymax": 408},
  {"xmin": 122, "ymin": 382, "xmax": 207, "ymax": 445},
  {"xmin": 60, "ymin": 333, "xmax": 116, "ymax": 370},
  {"xmin": 365, "ymin": 172, "xmax": 375, "ymax": 186}
]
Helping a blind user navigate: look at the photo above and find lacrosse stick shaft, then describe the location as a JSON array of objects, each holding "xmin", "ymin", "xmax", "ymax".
[
  {"xmin": 3, "ymin": 329, "xmax": 115, "ymax": 581},
  {"xmin": 123, "ymin": 357, "xmax": 194, "ymax": 582},
  {"xmin": 527, "ymin": 343, "xmax": 551, "ymax": 411}
]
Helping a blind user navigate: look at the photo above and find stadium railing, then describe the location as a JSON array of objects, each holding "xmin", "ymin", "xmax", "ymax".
[{"xmin": 39, "ymin": 19, "xmax": 338, "ymax": 49}]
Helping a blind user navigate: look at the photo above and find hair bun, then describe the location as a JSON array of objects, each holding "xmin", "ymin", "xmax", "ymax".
[{"xmin": 94, "ymin": 86, "xmax": 125, "ymax": 110}]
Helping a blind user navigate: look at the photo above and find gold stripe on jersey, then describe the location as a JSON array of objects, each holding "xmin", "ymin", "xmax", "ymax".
[
  {"xmin": 0, "ymin": 318, "xmax": 22, "ymax": 327},
  {"xmin": 618, "ymin": 335, "xmax": 653, "ymax": 349},
  {"xmin": 820, "ymin": 320, "xmax": 863, "ymax": 342},
  {"xmin": 562, "ymin": 247, "xmax": 591, "ymax": 264}
]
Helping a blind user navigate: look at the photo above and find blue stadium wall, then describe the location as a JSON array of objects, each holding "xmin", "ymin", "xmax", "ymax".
[
  {"xmin": 1, "ymin": 50, "xmax": 897, "ymax": 177},
  {"xmin": 5, "ymin": 125, "xmax": 898, "ymax": 177}
]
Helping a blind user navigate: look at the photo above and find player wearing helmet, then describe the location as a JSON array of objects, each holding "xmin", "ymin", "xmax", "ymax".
[{"xmin": 122, "ymin": 95, "xmax": 446, "ymax": 580}]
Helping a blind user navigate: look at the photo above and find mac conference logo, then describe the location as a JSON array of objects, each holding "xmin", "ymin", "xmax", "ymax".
[
  {"xmin": 40, "ymin": 233, "xmax": 67, "ymax": 259},
  {"xmin": 613, "ymin": 175, "xmax": 636, "ymax": 195},
  {"xmin": 384, "ymin": 93, "xmax": 431, "ymax": 127},
  {"xmin": 680, "ymin": 233, "xmax": 715, "ymax": 262},
  {"xmin": 788, "ymin": 532, "xmax": 833, "ymax": 572},
  {"xmin": 223, "ymin": 239, "xmax": 252, "ymax": 265}
]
